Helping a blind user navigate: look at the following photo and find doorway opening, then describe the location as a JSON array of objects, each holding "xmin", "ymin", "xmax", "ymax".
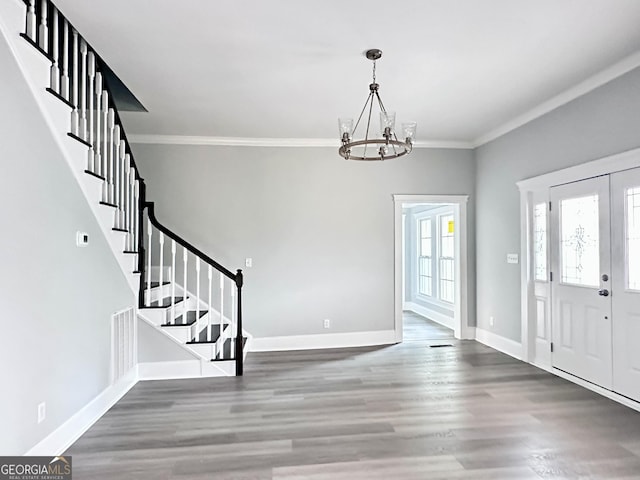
[{"xmin": 393, "ymin": 195, "xmax": 472, "ymax": 342}]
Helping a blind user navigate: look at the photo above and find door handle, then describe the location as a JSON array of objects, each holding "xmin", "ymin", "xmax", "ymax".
[{"xmin": 598, "ymin": 289, "xmax": 609, "ymax": 297}]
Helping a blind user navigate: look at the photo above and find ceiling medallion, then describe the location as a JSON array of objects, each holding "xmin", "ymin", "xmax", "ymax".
[{"xmin": 338, "ymin": 49, "xmax": 416, "ymax": 161}]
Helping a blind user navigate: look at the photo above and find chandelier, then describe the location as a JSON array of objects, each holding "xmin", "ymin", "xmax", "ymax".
[{"xmin": 338, "ymin": 49, "xmax": 417, "ymax": 161}]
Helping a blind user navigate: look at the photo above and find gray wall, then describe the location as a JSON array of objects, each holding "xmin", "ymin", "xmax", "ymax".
[
  {"xmin": 138, "ymin": 320, "xmax": 197, "ymax": 362},
  {"xmin": 133, "ymin": 145, "xmax": 476, "ymax": 338},
  {"xmin": 0, "ymin": 31, "xmax": 133, "ymax": 454},
  {"xmin": 475, "ymin": 66, "xmax": 640, "ymax": 341}
]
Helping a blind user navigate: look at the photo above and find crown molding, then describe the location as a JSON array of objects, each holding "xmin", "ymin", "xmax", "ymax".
[
  {"xmin": 128, "ymin": 134, "xmax": 474, "ymax": 150},
  {"xmin": 472, "ymin": 50, "xmax": 640, "ymax": 148}
]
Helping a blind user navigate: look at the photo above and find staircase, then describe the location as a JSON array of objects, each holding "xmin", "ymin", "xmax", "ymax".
[{"xmin": 1, "ymin": 0, "xmax": 250, "ymax": 376}]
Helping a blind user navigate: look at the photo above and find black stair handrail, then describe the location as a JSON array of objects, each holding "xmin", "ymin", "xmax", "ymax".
[{"xmin": 19, "ymin": 0, "xmax": 245, "ymax": 375}]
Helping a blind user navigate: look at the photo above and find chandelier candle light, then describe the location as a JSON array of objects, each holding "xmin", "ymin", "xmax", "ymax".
[{"xmin": 338, "ymin": 49, "xmax": 417, "ymax": 161}]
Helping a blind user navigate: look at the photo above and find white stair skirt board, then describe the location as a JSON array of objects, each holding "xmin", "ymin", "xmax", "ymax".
[
  {"xmin": 24, "ymin": 367, "xmax": 138, "ymax": 456},
  {"xmin": 475, "ymin": 327, "xmax": 523, "ymax": 361},
  {"xmin": 137, "ymin": 360, "xmax": 229, "ymax": 380},
  {"xmin": 405, "ymin": 301, "xmax": 454, "ymax": 330},
  {"xmin": 250, "ymin": 330, "xmax": 396, "ymax": 352},
  {"xmin": 0, "ymin": 0, "xmax": 139, "ymax": 293},
  {"xmin": 533, "ymin": 363, "xmax": 640, "ymax": 415}
]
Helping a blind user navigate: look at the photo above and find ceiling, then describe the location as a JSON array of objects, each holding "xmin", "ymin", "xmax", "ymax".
[{"xmin": 54, "ymin": 0, "xmax": 640, "ymax": 147}]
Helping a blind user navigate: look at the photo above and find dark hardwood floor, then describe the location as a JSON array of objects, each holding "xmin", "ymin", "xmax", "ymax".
[{"xmin": 65, "ymin": 313, "xmax": 640, "ymax": 479}]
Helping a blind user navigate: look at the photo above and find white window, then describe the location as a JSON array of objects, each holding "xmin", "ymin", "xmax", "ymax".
[
  {"xmin": 418, "ymin": 218, "xmax": 432, "ymax": 296},
  {"xmin": 534, "ymin": 202, "xmax": 548, "ymax": 281},
  {"xmin": 439, "ymin": 214, "xmax": 455, "ymax": 303}
]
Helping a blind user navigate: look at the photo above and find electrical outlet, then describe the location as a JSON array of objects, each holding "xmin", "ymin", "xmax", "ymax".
[
  {"xmin": 323, "ymin": 319, "xmax": 330, "ymax": 329},
  {"xmin": 37, "ymin": 402, "xmax": 46, "ymax": 424},
  {"xmin": 245, "ymin": 258, "xmax": 253, "ymax": 268},
  {"xmin": 489, "ymin": 316, "xmax": 495, "ymax": 327}
]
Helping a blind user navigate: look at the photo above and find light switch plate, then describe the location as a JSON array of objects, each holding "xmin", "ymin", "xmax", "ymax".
[
  {"xmin": 507, "ymin": 253, "xmax": 519, "ymax": 264},
  {"xmin": 245, "ymin": 258, "xmax": 253, "ymax": 268}
]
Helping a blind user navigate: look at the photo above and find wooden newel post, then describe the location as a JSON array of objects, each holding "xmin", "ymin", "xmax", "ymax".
[{"xmin": 235, "ymin": 269, "xmax": 244, "ymax": 376}]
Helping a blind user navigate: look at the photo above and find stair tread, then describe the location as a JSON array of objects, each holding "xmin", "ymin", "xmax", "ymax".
[
  {"xmin": 146, "ymin": 296, "xmax": 184, "ymax": 308},
  {"xmin": 145, "ymin": 281, "xmax": 170, "ymax": 288},
  {"xmin": 212, "ymin": 337, "xmax": 247, "ymax": 361},
  {"xmin": 187, "ymin": 324, "xmax": 228, "ymax": 344},
  {"xmin": 162, "ymin": 309, "xmax": 206, "ymax": 327}
]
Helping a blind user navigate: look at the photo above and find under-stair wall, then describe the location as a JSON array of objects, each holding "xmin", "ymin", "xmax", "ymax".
[{"xmin": 0, "ymin": 7, "xmax": 134, "ymax": 455}]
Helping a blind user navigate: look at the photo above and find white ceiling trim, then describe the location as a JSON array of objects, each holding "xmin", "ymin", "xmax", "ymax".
[
  {"xmin": 472, "ymin": 50, "xmax": 640, "ymax": 148},
  {"xmin": 128, "ymin": 134, "xmax": 474, "ymax": 150}
]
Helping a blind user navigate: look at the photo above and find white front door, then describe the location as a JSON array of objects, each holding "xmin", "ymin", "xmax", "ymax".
[
  {"xmin": 550, "ymin": 175, "xmax": 613, "ymax": 388},
  {"xmin": 611, "ymin": 168, "xmax": 640, "ymax": 401}
]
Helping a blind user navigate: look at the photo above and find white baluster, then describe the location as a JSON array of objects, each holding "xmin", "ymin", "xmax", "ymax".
[
  {"xmin": 123, "ymin": 153, "xmax": 130, "ymax": 229},
  {"xmin": 119, "ymin": 147, "xmax": 127, "ymax": 227},
  {"xmin": 70, "ymin": 29, "xmax": 79, "ymax": 135},
  {"xmin": 79, "ymin": 39, "xmax": 88, "ymax": 140},
  {"xmin": 26, "ymin": 0, "xmax": 36, "ymax": 40},
  {"xmin": 207, "ymin": 266, "xmax": 213, "ymax": 342},
  {"xmin": 86, "ymin": 52, "xmax": 95, "ymax": 171},
  {"xmin": 102, "ymin": 92, "xmax": 109, "ymax": 179},
  {"xmin": 49, "ymin": 7, "xmax": 59, "ymax": 92},
  {"xmin": 133, "ymin": 180, "xmax": 139, "ymax": 253},
  {"xmin": 231, "ymin": 286, "xmax": 236, "ymax": 358},
  {"xmin": 123, "ymin": 159, "xmax": 130, "ymax": 235},
  {"xmin": 195, "ymin": 258, "xmax": 201, "ymax": 341},
  {"xmin": 107, "ymin": 108, "xmax": 115, "ymax": 204},
  {"xmin": 61, "ymin": 20, "xmax": 69, "ymax": 99},
  {"xmin": 94, "ymin": 72, "xmax": 102, "ymax": 174},
  {"xmin": 38, "ymin": 0, "xmax": 48, "ymax": 51},
  {"xmin": 113, "ymin": 126, "xmax": 121, "ymax": 211},
  {"xmin": 183, "ymin": 248, "xmax": 188, "ymax": 322},
  {"xmin": 146, "ymin": 219, "xmax": 152, "ymax": 307},
  {"xmin": 170, "ymin": 240, "xmax": 176, "ymax": 325},
  {"xmin": 159, "ymin": 232, "xmax": 165, "ymax": 314},
  {"xmin": 219, "ymin": 273, "xmax": 225, "ymax": 359}
]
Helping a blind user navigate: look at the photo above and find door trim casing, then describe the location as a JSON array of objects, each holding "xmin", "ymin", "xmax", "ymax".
[{"xmin": 392, "ymin": 194, "xmax": 472, "ymax": 342}]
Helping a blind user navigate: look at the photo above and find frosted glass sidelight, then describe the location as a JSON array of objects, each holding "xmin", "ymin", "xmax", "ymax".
[
  {"xmin": 627, "ymin": 187, "xmax": 640, "ymax": 290},
  {"xmin": 534, "ymin": 203, "xmax": 548, "ymax": 281},
  {"xmin": 560, "ymin": 195, "xmax": 599, "ymax": 287}
]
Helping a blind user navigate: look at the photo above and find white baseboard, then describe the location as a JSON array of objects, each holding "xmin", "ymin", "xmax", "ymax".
[
  {"xmin": 24, "ymin": 367, "xmax": 138, "ymax": 456},
  {"xmin": 137, "ymin": 359, "xmax": 228, "ymax": 380},
  {"xmin": 475, "ymin": 327, "xmax": 523, "ymax": 360},
  {"xmin": 249, "ymin": 330, "xmax": 397, "ymax": 352},
  {"xmin": 405, "ymin": 302, "xmax": 454, "ymax": 330},
  {"xmin": 532, "ymin": 362, "xmax": 640, "ymax": 414}
]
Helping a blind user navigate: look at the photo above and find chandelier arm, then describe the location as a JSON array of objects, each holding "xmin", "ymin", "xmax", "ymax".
[
  {"xmin": 352, "ymin": 91, "xmax": 374, "ymax": 138},
  {"xmin": 363, "ymin": 90, "xmax": 375, "ymax": 160}
]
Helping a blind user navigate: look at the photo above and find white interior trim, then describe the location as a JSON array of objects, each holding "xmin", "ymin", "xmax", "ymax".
[
  {"xmin": 24, "ymin": 367, "xmax": 138, "ymax": 456},
  {"xmin": 535, "ymin": 364, "xmax": 640, "ymax": 414},
  {"xmin": 473, "ymin": 50, "xmax": 640, "ymax": 147},
  {"xmin": 127, "ymin": 134, "xmax": 474, "ymax": 150},
  {"xmin": 405, "ymin": 302, "xmax": 454, "ymax": 330},
  {"xmin": 249, "ymin": 330, "xmax": 396, "ymax": 352},
  {"xmin": 475, "ymin": 327, "xmax": 523, "ymax": 360},
  {"xmin": 393, "ymin": 194, "xmax": 472, "ymax": 342}
]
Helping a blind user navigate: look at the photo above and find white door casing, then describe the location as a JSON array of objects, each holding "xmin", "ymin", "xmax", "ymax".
[
  {"xmin": 611, "ymin": 168, "xmax": 640, "ymax": 401},
  {"xmin": 550, "ymin": 175, "xmax": 613, "ymax": 389}
]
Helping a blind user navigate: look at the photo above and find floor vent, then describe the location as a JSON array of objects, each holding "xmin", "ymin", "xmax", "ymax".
[
  {"xmin": 429, "ymin": 344, "xmax": 454, "ymax": 348},
  {"xmin": 111, "ymin": 307, "xmax": 137, "ymax": 384}
]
